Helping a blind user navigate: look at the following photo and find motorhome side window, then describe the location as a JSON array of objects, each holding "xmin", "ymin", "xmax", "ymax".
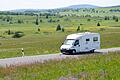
[
  {"xmin": 86, "ymin": 39, "xmax": 90, "ymax": 41},
  {"xmin": 74, "ymin": 40, "xmax": 79, "ymax": 46},
  {"xmin": 93, "ymin": 37, "xmax": 98, "ymax": 41}
]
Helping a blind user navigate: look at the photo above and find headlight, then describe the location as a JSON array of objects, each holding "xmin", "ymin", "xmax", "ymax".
[{"xmin": 66, "ymin": 48, "xmax": 69, "ymax": 50}]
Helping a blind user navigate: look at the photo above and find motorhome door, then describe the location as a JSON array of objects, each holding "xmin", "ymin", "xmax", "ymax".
[{"xmin": 73, "ymin": 40, "xmax": 80, "ymax": 52}]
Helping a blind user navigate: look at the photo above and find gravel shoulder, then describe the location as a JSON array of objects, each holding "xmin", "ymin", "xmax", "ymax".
[{"xmin": 0, "ymin": 47, "xmax": 120, "ymax": 67}]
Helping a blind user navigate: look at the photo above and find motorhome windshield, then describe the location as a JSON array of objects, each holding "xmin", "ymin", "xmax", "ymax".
[{"xmin": 64, "ymin": 39, "xmax": 75, "ymax": 45}]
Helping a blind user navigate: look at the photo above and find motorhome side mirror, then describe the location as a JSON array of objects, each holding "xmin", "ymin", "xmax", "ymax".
[{"xmin": 74, "ymin": 44, "xmax": 76, "ymax": 46}]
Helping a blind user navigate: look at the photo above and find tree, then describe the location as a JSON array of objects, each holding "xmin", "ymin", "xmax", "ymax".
[
  {"xmin": 46, "ymin": 15, "xmax": 49, "ymax": 19},
  {"xmin": 113, "ymin": 16, "xmax": 117, "ymax": 20},
  {"xmin": 61, "ymin": 27, "xmax": 65, "ymax": 32},
  {"xmin": 87, "ymin": 19, "xmax": 91, "ymax": 21},
  {"xmin": 56, "ymin": 24, "xmax": 61, "ymax": 31},
  {"xmin": 6, "ymin": 19, "xmax": 10, "ymax": 22},
  {"xmin": 77, "ymin": 26, "xmax": 80, "ymax": 31},
  {"xmin": 8, "ymin": 30, "xmax": 11, "ymax": 35},
  {"xmin": 97, "ymin": 22, "xmax": 100, "ymax": 26},
  {"xmin": 40, "ymin": 19, "xmax": 42, "ymax": 22},
  {"xmin": 104, "ymin": 16, "xmax": 110, "ymax": 20},
  {"xmin": 115, "ymin": 18, "xmax": 119, "ymax": 22},
  {"xmin": 18, "ymin": 19, "xmax": 23, "ymax": 24},
  {"xmin": 35, "ymin": 15, "xmax": 40, "ymax": 32},
  {"xmin": 35, "ymin": 15, "xmax": 39, "ymax": 25},
  {"xmin": 38, "ymin": 27, "xmax": 40, "ymax": 32}
]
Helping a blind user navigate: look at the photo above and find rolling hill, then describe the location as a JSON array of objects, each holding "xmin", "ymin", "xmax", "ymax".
[
  {"xmin": 105, "ymin": 5, "xmax": 120, "ymax": 8},
  {"xmin": 8, "ymin": 4, "xmax": 100, "ymax": 12},
  {"xmin": 63, "ymin": 4, "xmax": 100, "ymax": 9},
  {"xmin": 7, "ymin": 4, "xmax": 120, "ymax": 12}
]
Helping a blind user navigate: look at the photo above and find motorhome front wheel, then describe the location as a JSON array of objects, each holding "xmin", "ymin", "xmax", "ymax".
[{"xmin": 72, "ymin": 50, "xmax": 76, "ymax": 54}]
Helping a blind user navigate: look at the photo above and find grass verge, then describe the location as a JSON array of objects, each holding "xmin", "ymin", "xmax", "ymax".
[{"xmin": 0, "ymin": 52, "xmax": 120, "ymax": 80}]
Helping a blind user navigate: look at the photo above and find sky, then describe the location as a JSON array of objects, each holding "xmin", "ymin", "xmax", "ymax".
[{"xmin": 0, "ymin": 0, "xmax": 120, "ymax": 11}]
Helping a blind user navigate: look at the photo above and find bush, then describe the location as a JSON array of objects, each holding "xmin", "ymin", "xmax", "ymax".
[
  {"xmin": 4, "ymin": 30, "xmax": 14, "ymax": 35},
  {"xmin": 87, "ymin": 19, "xmax": 91, "ymax": 21},
  {"xmin": 46, "ymin": 15, "xmax": 49, "ymax": 19},
  {"xmin": 97, "ymin": 22, "xmax": 101, "ymax": 26},
  {"xmin": 104, "ymin": 16, "xmax": 110, "ymax": 20},
  {"xmin": 77, "ymin": 26, "xmax": 80, "ymax": 31},
  {"xmin": 115, "ymin": 18, "xmax": 119, "ymax": 22},
  {"xmin": 35, "ymin": 17, "xmax": 39, "ymax": 25},
  {"xmin": 56, "ymin": 24, "xmax": 61, "ymax": 31},
  {"xmin": 8, "ymin": 30, "xmax": 11, "ymax": 35},
  {"xmin": 9, "ymin": 22, "xmax": 13, "ymax": 24},
  {"xmin": 61, "ymin": 27, "xmax": 65, "ymax": 32},
  {"xmin": 18, "ymin": 19, "xmax": 24, "ymax": 24},
  {"xmin": 38, "ymin": 28, "xmax": 40, "ymax": 32},
  {"xmin": 40, "ymin": 19, "xmax": 42, "ymax": 22},
  {"xmin": 113, "ymin": 16, "xmax": 117, "ymax": 20},
  {"xmin": 12, "ymin": 31, "xmax": 24, "ymax": 38}
]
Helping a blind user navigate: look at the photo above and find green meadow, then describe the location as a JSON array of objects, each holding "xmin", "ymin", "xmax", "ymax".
[
  {"xmin": 0, "ymin": 6, "xmax": 120, "ymax": 80},
  {"xmin": 0, "ymin": 8, "xmax": 120, "ymax": 58}
]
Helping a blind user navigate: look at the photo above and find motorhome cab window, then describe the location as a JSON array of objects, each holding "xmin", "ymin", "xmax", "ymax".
[
  {"xmin": 64, "ymin": 39, "xmax": 75, "ymax": 45},
  {"xmin": 74, "ymin": 40, "xmax": 79, "ymax": 46},
  {"xmin": 93, "ymin": 37, "xmax": 98, "ymax": 41}
]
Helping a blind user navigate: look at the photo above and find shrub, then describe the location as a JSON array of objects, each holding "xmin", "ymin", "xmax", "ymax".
[
  {"xmin": 40, "ymin": 19, "xmax": 42, "ymax": 22},
  {"xmin": 56, "ymin": 24, "xmax": 61, "ymax": 31},
  {"xmin": 9, "ymin": 22, "xmax": 13, "ymax": 24},
  {"xmin": 87, "ymin": 19, "xmax": 91, "ymax": 21},
  {"xmin": 12, "ymin": 31, "xmax": 24, "ymax": 38},
  {"xmin": 18, "ymin": 20, "xmax": 24, "ymax": 24},
  {"xmin": 77, "ymin": 26, "xmax": 80, "ymax": 31},
  {"xmin": 104, "ymin": 16, "xmax": 110, "ymax": 20},
  {"xmin": 97, "ymin": 22, "xmax": 100, "ymax": 26},
  {"xmin": 0, "ymin": 35, "xmax": 5, "ymax": 38},
  {"xmin": 4, "ymin": 30, "xmax": 14, "ymax": 35},
  {"xmin": 38, "ymin": 28, "xmax": 40, "ymax": 32},
  {"xmin": 115, "ymin": 18, "xmax": 119, "ymax": 22},
  {"xmin": 46, "ymin": 15, "xmax": 49, "ymax": 19},
  {"xmin": 35, "ymin": 17, "xmax": 39, "ymax": 25},
  {"xmin": 8, "ymin": 30, "xmax": 11, "ymax": 35},
  {"xmin": 113, "ymin": 16, "xmax": 117, "ymax": 20},
  {"xmin": 61, "ymin": 27, "xmax": 65, "ymax": 32}
]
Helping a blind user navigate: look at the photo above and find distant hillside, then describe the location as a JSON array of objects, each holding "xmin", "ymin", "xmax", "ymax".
[
  {"xmin": 105, "ymin": 5, "xmax": 120, "ymax": 8},
  {"xmin": 9, "ymin": 5, "xmax": 100, "ymax": 12},
  {"xmin": 63, "ymin": 4, "xmax": 100, "ymax": 9},
  {"xmin": 10, "ymin": 9, "xmax": 46, "ymax": 12},
  {"xmin": 7, "ymin": 4, "xmax": 120, "ymax": 12}
]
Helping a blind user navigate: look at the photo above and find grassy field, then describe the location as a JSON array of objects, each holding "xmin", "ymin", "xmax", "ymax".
[
  {"xmin": 0, "ymin": 52, "xmax": 120, "ymax": 80},
  {"xmin": 0, "ymin": 7, "xmax": 120, "ymax": 58},
  {"xmin": 0, "ymin": 7, "xmax": 120, "ymax": 80},
  {"xmin": 0, "ymin": 13, "xmax": 120, "ymax": 58}
]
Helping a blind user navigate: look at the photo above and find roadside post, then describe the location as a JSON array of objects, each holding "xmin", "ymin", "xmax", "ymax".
[{"xmin": 21, "ymin": 48, "xmax": 24, "ymax": 57}]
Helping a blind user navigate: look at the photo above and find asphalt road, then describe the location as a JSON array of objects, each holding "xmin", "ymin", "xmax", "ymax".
[{"xmin": 0, "ymin": 47, "xmax": 120, "ymax": 67}]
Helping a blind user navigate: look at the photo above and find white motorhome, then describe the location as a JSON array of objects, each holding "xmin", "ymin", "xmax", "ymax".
[{"xmin": 60, "ymin": 32, "xmax": 100, "ymax": 54}]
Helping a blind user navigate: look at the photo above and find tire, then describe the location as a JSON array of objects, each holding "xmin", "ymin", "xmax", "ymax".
[
  {"xmin": 72, "ymin": 50, "xmax": 76, "ymax": 54},
  {"xmin": 90, "ymin": 49, "xmax": 95, "ymax": 53}
]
